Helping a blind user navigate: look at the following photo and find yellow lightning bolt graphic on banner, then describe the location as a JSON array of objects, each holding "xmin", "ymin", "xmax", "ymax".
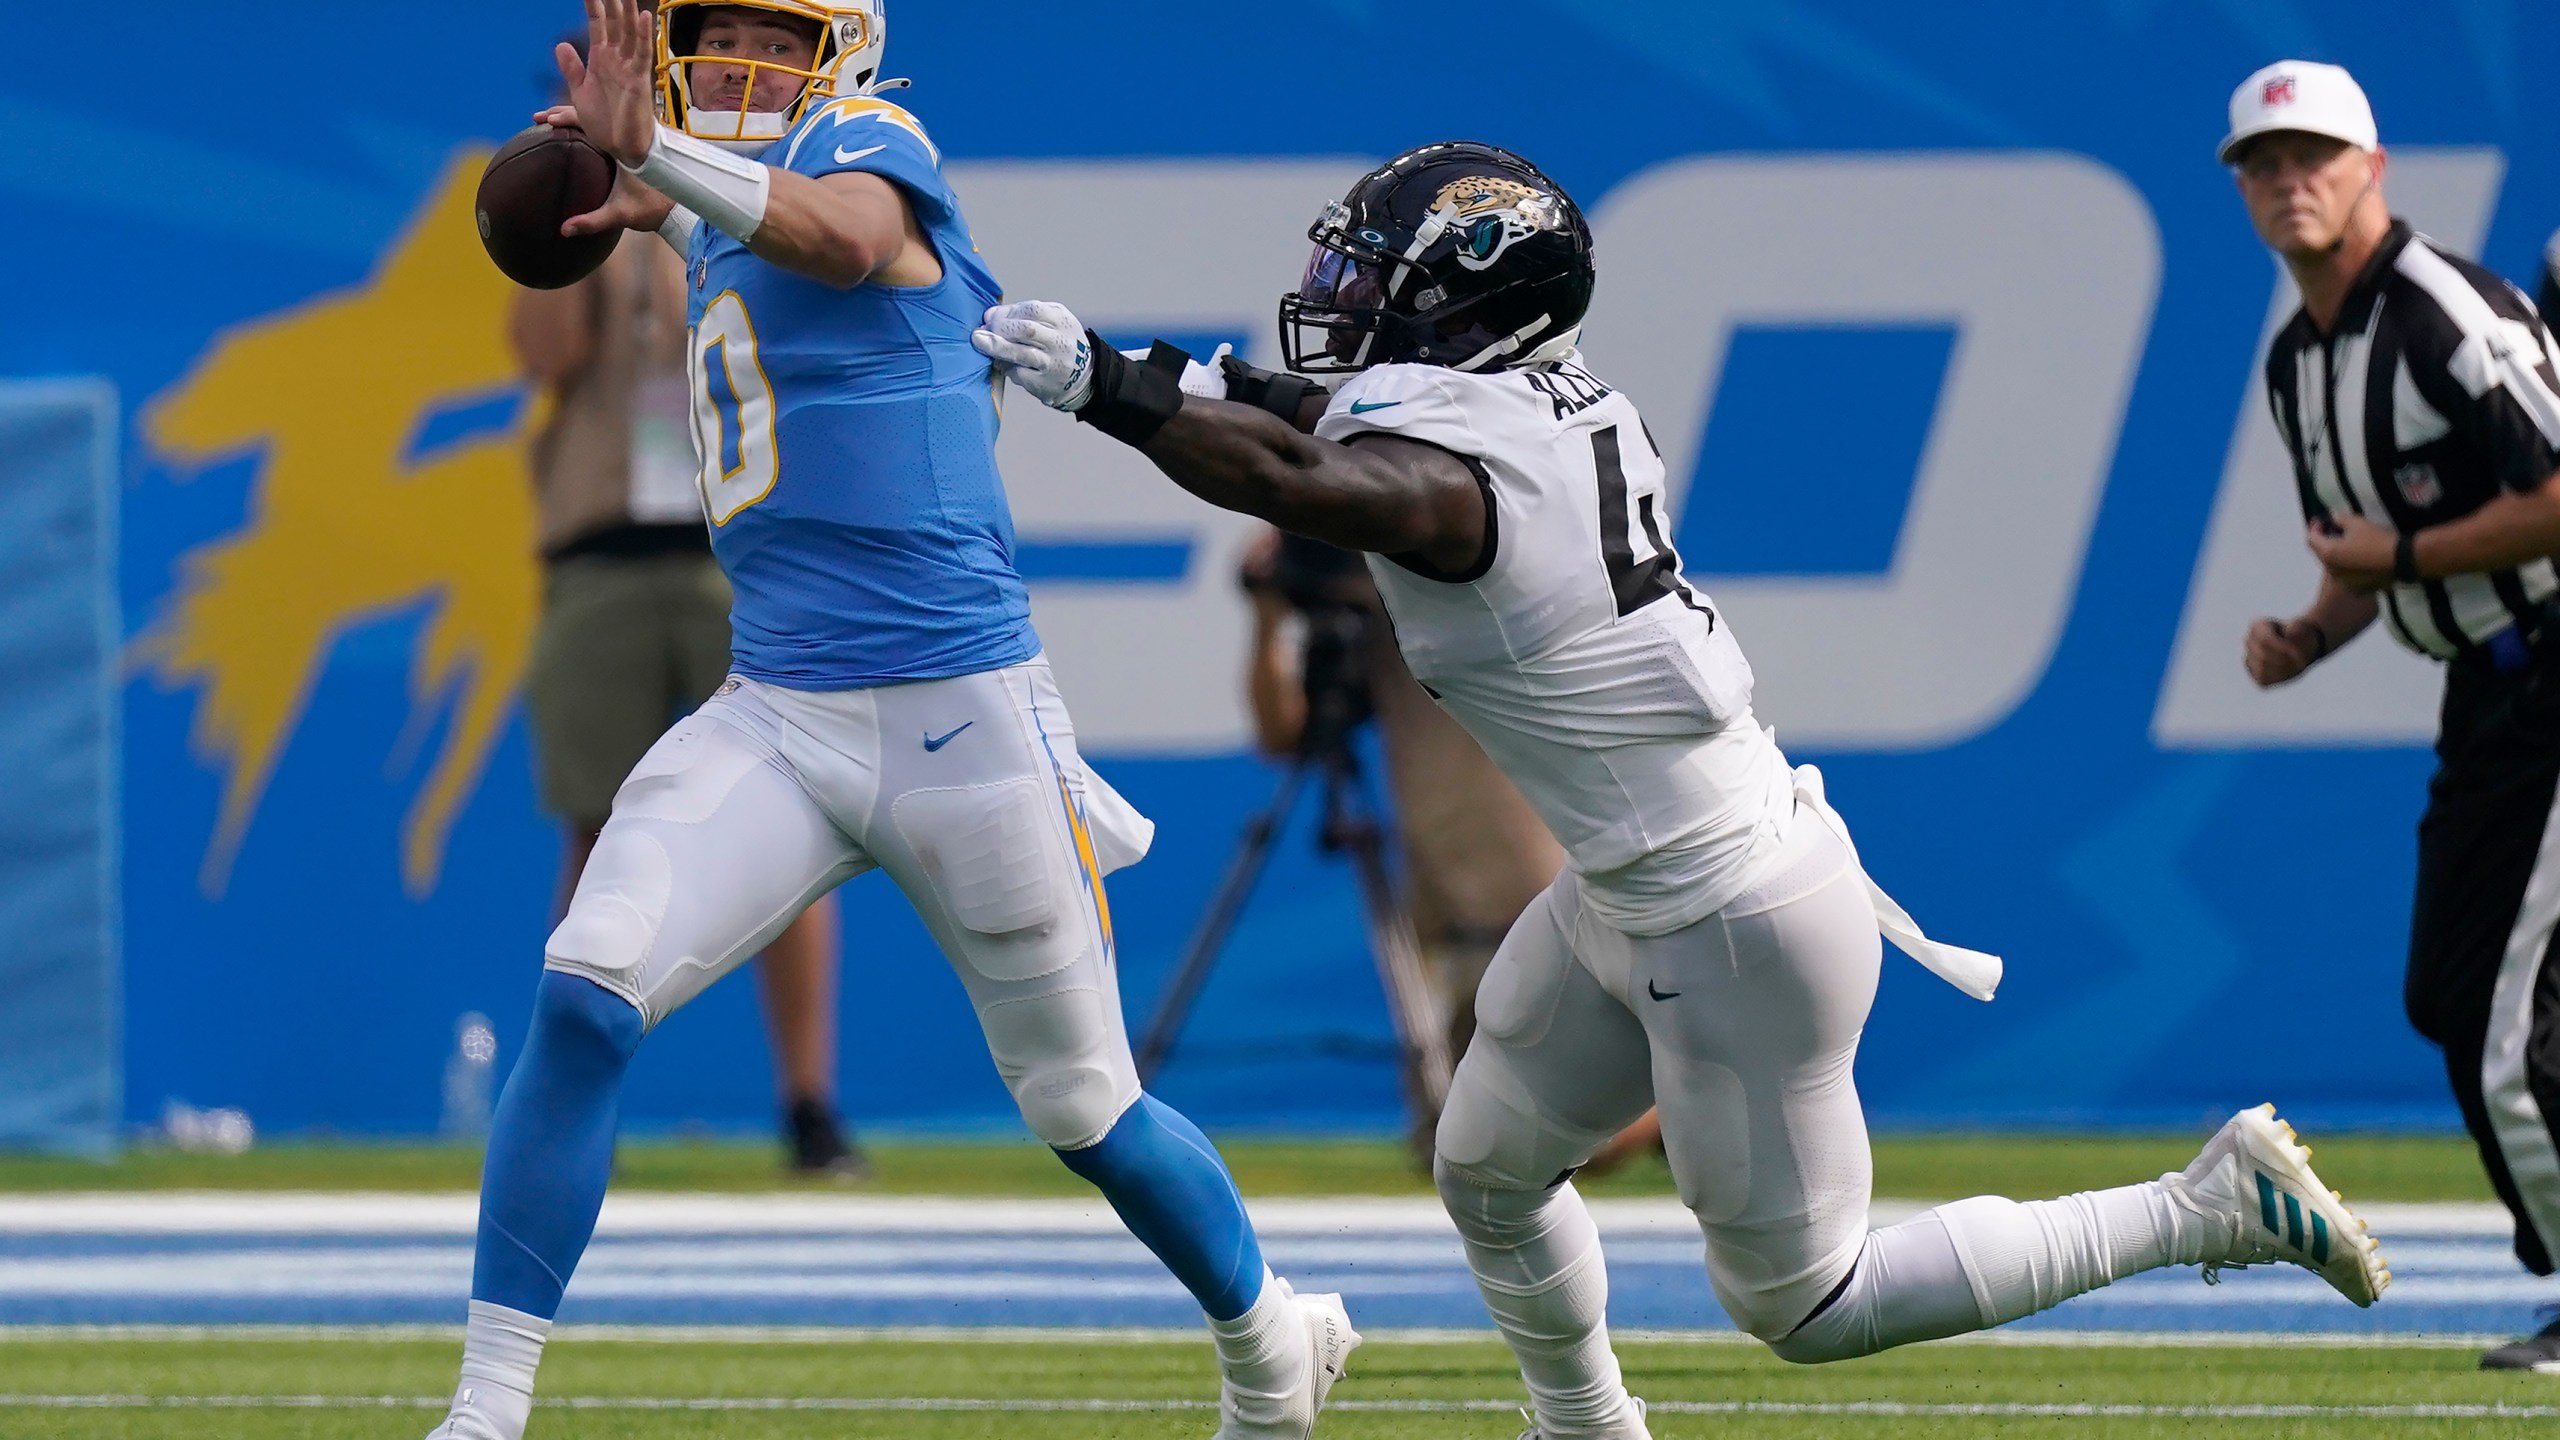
[{"xmin": 136, "ymin": 149, "xmax": 540, "ymax": 898}]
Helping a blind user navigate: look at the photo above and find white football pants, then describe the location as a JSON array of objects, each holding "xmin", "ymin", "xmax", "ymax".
[
  {"xmin": 1435, "ymin": 812, "xmax": 1890, "ymax": 1335},
  {"xmin": 1436, "ymin": 808, "xmax": 2201, "ymax": 1408},
  {"xmin": 543, "ymin": 659, "xmax": 1152, "ymax": 1150}
]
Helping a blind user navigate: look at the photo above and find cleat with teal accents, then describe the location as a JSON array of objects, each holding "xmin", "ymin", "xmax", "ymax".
[{"xmin": 2169, "ymin": 1103, "xmax": 2389, "ymax": 1307}]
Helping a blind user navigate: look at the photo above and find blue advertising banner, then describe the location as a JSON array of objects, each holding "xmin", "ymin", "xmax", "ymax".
[
  {"xmin": 0, "ymin": 381, "xmax": 120, "ymax": 1153},
  {"xmin": 18, "ymin": 1, "xmax": 2560, "ymax": 1136}
]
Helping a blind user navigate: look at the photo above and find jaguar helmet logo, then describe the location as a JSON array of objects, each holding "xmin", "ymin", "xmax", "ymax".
[{"xmin": 1431, "ymin": 175, "xmax": 1563, "ymax": 272}]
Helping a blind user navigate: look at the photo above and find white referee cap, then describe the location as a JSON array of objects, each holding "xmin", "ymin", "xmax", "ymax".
[{"xmin": 2219, "ymin": 61, "xmax": 2378, "ymax": 164}]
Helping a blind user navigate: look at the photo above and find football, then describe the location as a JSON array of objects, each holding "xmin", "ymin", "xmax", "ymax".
[{"xmin": 475, "ymin": 125, "xmax": 620, "ymax": 290}]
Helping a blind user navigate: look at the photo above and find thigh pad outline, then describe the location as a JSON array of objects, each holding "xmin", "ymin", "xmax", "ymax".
[
  {"xmin": 1473, "ymin": 887, "xmax": 1579, "ymax": 1047},
  {"xmin": 545, "ymin": 705, "xmax": 858, "ymax": 1026},
  {"xmin": 895, "ymin": 778, "xmax": 1086, "ymax": 984},
  {"xmin": 545, "ymin": 827, "xmax": 676, "ymax": 1010},
  {"xmin": 1436, "ymin": 1044, "xmax": 1614, "ymax": 1188}
]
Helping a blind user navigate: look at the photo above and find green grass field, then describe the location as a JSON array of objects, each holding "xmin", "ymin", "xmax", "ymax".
[
  {"xmin": 0, "ymin": 1334, "xmax": 2550, "ymax": 1439},
  {"xmin": 0, "ymin": 1129, "xmax": 2502, "ymax": 1203}
]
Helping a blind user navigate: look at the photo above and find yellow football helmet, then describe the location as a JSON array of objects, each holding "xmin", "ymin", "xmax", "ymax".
[{"xmin": 654, "ymin": 0, "xmax": 892, "ymax": 149}]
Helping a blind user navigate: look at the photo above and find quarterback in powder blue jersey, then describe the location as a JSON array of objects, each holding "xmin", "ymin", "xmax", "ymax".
[
  {"xmin": 425, "ymin": 5, "xmax": 1358, "ymax": 1438},
  {"xmin": 685, "ymin": 87, "xmax": 1035, "ymax": 685}
]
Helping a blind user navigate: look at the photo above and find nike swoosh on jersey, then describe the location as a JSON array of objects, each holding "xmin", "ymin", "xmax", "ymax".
[
  {"xmin": 1646, "ymin": 979, "xmax": 1682, "ymax": 1001},
  {"xmin": 923, "ymin": 721, "xmax": 974, "ymax": 752},
  {"xmin": 834, "ymin": 143, "xmax": 888, "ymax": 165},
  {"xmin": 1349, "ymin": 400, "xmax": 1402, "ymax": 414}
]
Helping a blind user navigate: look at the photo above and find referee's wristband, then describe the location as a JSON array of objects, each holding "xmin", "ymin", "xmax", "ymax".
[{"xmin": 2393, "ymin": 530, "xmax": 2422, "ymax": 585}]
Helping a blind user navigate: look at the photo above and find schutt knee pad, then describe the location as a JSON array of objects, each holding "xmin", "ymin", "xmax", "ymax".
[{"xmin": 978, "ymin": 985, "xmax": 1136, "ymax": 1149}]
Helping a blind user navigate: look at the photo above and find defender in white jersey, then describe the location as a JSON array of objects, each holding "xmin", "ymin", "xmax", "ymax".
[{"xmin": 979, "ymin": 142, "xmax": 2387, "ymax": 1436}]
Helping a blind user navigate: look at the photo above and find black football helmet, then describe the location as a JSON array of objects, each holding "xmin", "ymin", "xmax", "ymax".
[{"xmin": 1280, "ymin": 141, "xmax": 1595, "ymax": 375}]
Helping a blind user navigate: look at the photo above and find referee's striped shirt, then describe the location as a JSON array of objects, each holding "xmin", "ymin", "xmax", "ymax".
[{"xmin": 2266, "ymin": 219, "xmax": 2560, "ymax": 660}]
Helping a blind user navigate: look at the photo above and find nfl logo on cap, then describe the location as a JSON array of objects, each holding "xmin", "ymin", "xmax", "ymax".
[{"xmin": 2219, "ymin": 60, "xmax": 2378, "ymax": 164}]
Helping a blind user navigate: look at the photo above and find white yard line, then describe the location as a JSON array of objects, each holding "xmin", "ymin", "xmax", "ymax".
[
  {"xmin": 0, "ymin": 1324, "xmax": 2516, "ymax": 1349},
  {"xmin": 0, "ymin": 1394, "xmax": 2552, "ymax": 1420},
  {"xmin": 0, "ymin": 1193, "xmax": 2511, "ymax": 1236}
]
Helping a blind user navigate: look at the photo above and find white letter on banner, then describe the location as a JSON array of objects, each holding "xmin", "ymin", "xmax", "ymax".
[
  {"xmin": 2153, "ymin": 149, "xmax": 2506, "ymax": 748},
  {"xmin": 1581, "ymin": 154, "xmax": 2160, "ymax": 749},
  {"xmin": 953, "ymin": 160, "xmax": 1369, "ymax": 754}
]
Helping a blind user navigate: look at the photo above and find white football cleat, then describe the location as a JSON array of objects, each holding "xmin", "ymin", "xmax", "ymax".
[
  {"xmin": 2169, "ymin": 1103, "xmax": 2389, "ymax": 1306},
  {"xmin": 1215, "ymin": 1282, "xmax": 1362, "ymax": 1439},
  {"xmin": 1517, "ymin": 1395, "xmax": 1652, "ymax": 1439}
]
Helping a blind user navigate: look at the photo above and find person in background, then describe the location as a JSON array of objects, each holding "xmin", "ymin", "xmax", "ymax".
[
  {"xmin": 1241, "ymin": 519, "xmax": 1671, "ymax": 1179},
  {"xmin": 507, "ymin": 21, "xmax": 862, "ymax": 1178},
  {"xmin": 2229, "ymin": 61, "xmax": 2560, "ymax": 1371},
  {"xmin": 2540, "ymin": 230, "xmax": 2560, "ymax": 329},
  {"xmin": 1241, "ymin": 528, "xmax": 1563, "ymax": 1073}
]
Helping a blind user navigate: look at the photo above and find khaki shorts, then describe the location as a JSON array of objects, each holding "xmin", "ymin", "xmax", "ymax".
[{"xmin": 526, "ymin": 552, "xmax": 734, "ymax": 830}]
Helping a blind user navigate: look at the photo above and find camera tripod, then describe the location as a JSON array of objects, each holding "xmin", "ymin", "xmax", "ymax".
[{"xmin": 1132, "ymin": 662, "xmax": 1455, "ymax": 1138}]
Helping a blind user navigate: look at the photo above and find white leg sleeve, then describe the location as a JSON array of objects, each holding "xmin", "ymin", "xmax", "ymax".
[
  {"xmin": 1433, "ymin": 881, "xmax": 1654, "ymax": 1436},
  {"xmin": 1437, "ymin": 1162, "xmax": 1635, "ymax": 1435},
  {"xmin": 1933, "ymin": 1182, "xmax": 2194, "ymax": 1325},
  {"xmin": 1772, "ymin": 1183, "xmax": 2195, "ymax": 1362}
]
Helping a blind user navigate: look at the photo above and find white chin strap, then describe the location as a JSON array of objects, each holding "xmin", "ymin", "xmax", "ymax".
[
  {"xmin": 1387, "ymin": 205, "xmax": 1457, "ymax": 304},
  {"xmin": 1512, "ymin": 325, "xmax": 1583, "ymax": 369},
  {"xmin": 1453, "ymin": 315, "xmax": 1560, "ymax": 373}
]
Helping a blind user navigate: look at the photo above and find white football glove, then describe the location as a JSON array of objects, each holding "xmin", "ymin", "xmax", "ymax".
[
  {"xmin": 1173, "ymin": 343, "xmax": 1236, "ymax": 401},
  {"xmin": 975, "ymin": 301, "xmax": 1235, "ymax": 412},
  {"xmin": 974, "ymin": 301, "xmax": 1096, "ymax": 411}
]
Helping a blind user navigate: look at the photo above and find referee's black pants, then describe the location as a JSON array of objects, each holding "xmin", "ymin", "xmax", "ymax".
[{"xmin": 2408, "ymin": 642, "xmax": 2560, "ymax": 1276}]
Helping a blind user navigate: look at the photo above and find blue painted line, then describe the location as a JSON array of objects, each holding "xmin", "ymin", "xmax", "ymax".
[
  {"xmin": 0, "ymin": 1224, "xmax": 2540, "ymax": 1336},
  {"xmin": 1014, "ymin": 540, "xmax": 1193, "ymax": 584}
]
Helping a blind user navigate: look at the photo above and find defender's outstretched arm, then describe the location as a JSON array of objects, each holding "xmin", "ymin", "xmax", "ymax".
[
  {"xmin": 975, "ymin": 301, "xmax": 1487, "ymax": 575},
  {"xmin": 1149, "ymin": 400, "xmax": 1486, "ymax": 572}
]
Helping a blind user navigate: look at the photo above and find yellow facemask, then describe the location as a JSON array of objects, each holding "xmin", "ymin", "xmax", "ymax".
[{"xmin": 654, "ymin": 0, "xmax": 888, "ymax": 149}]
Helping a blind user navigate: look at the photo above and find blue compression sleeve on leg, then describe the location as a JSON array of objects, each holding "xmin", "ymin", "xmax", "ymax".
[
  {"xmin": 1056, "ymin": 1093, "xmax": 1267, "ymax": 1320},
  {"xmin": 471, "ymin": 972, "xmax": 644, "ymax": 1319}
]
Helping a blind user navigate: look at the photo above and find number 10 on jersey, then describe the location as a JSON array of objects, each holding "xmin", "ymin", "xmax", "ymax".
[{"xmin": 689, "ymin": 291, "xmax": 780, "ymax": 524}]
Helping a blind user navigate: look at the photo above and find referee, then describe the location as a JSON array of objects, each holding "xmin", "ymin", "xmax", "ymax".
[
  {"xmin": 2540, "ymin": 227, "xmax": 2560, "ymax": 354},
  {"xmin": 2225, "ymin": 60, "xmax": 2560, "ymax": 1371}
]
